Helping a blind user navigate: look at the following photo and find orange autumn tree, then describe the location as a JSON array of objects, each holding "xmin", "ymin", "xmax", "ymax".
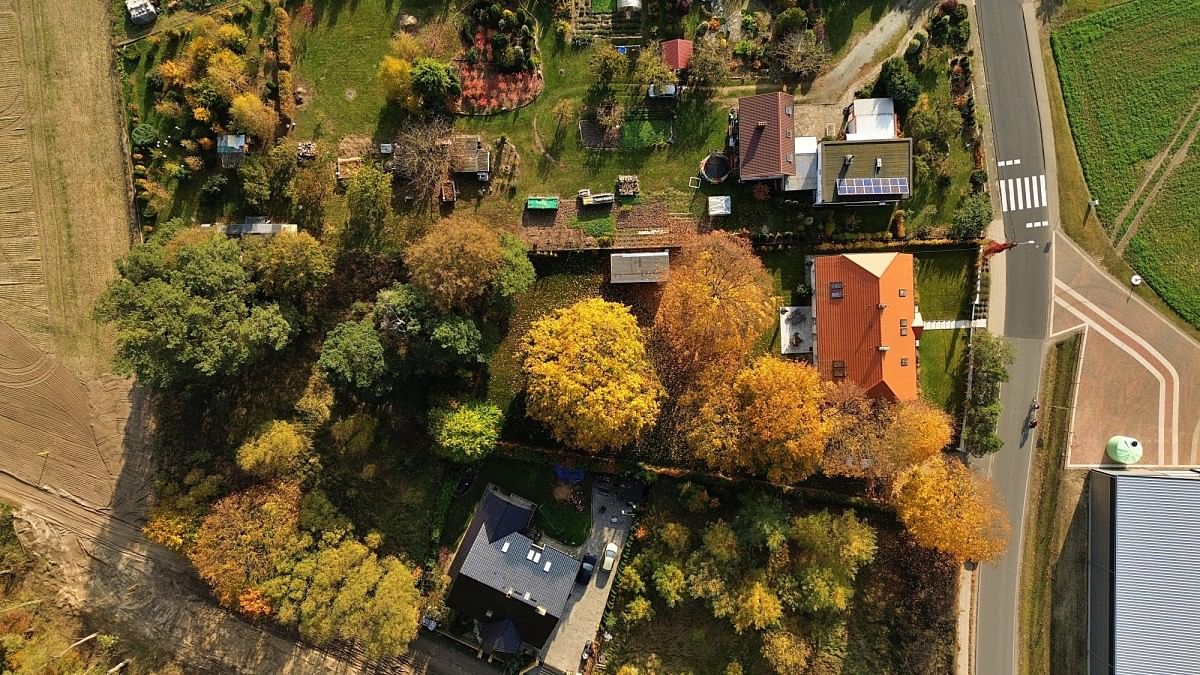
[
  {"xmin": 682, "ymin": 356, "xmax": 829, "ymax": 483},
  {"xmin": 823, "ymin": 390, "xmax": 952, "ymax": 480},
  {"xmin": 188, "ymin": 481, "xmax": 306, "ymax": 610},
  {"xmin": 893, "ymin": 456, "xmax": 1010, "ymax": 562},
  {"xmin": 652, "ymin": 232, "xmax": 777, "ymax": 386},
  {"xmin": 403, "ymin": 217, "xmax": 504, "ymax": 311},
  {"xmin": 523, "ymin": 298, "xmax": 665, "ymax": 450}
]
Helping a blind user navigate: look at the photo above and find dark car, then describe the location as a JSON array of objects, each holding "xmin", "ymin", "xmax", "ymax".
[{"xmin": 576, "ymin": 553, "xmax": 597, "ymax": 584}]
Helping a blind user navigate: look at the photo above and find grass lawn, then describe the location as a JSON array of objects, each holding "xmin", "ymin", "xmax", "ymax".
[
  {"xmin": 442, "ymin": 455, "xmax": 593, "ymax": 547},
  {"xmin": 1019, "ymin": 335, "xmax": 1089, "ymax": 675},
  {"xmin": 822, "ymin": 0, "xmax": 893, "ymax": 59},
  {"xmin": 1051, "ymin": 0, "xmax": 1200, "ymax": 227},
  {"xmin": 914, "ymin": 249, "xmax": 974, "ymax": 321},
  {"xmin": 1124, "ymin": 146, "xmax": 1200, "ymax": 327},
  {"xmin": 484, "ymin": 254, "xmax": 606, "ymax": 413},
  {"xmin": 620, "ymin": 118, "xmax": 673, "ymax": 148},
  {"xmin": 570, "ymin": 210, "xmax": 617, "ymax": 239},
  {"xmin": 592, "ymin": 0, "xmax": 616, "ymax": 12},
  {"xmin": 918, "ymin": 328, "xmax": 967, "ymax": 415}
]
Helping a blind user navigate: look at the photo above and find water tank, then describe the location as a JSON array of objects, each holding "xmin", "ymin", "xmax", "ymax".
[{"xmin": 1105, "ymin": 436, "xmax": 1142, "ymax": 465}]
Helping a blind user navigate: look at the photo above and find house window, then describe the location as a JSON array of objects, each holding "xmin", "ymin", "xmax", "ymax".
[
  {"xmin": 785, "ymin": 105, "xmax": 793, "ymax": 115},
  {"xmin": 829, "ymin": 282, "xmax": 844, "ymax": 299},
  {"xmin": 899, "ymin": 289, "xmax": 907, "ymax": 297},
  {"xmin": 901, "ymin": 327, "xmax": 908, "ymax": 336},
  {"xmin": 901, "ymin": 358, "xmax": 909, "ymax": 366},
  {"xmin": 786, "ymin": 153, "xmax": 793, "ymax": 163},
  {"xmin": 900, "ymin": 319, "xmax": 908, "ymax": 336},
  {"xmin": 785, "ymin": 130, "xmax": 792, "ymax": 138},
  {"xmin": 832, "ymin": 360, "xmax": 847, "ymax": 378}
]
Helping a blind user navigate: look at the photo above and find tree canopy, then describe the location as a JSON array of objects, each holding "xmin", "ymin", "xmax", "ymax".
[
  {"xmin": 682, "ymin": 356, "xmax": 829, "ymax": 483},
  {"xmin": 652, "ymin": 232, "xmax": 776, "ymax": 385},
  {"xmin": 893, "ymin": 456, "xmax": 1010, "ymax": 562},
  {"xmin": 344, "ymin": 165, "xmax": 394, "ymax": 249},
  {"xmin": 244, "ymin": 231, "xmax": 331, "ymax": 304},
  {"xmin": 236, "ymin": 420, "xmax": 315, "ymax": 479},
  {"xmin": 94, "ymin": 225, "xmax": 292, "ymax": 389},
  {"xmin": 523, "ymin": 298, "xmax": 664, "ymax": 450},
  {"xmin": 410, "ymin": 58, "xmax": 462, "ymax": 107},
  {"xmin": 319, "ymin": 320, "xmax": 387, "ymax": 393},
  {"xmin": 429, "ymin": 400, "xmax": 504, "ymax": 462},
  {"xmin": 403, "ymin": 217, "xmax": 505, "ymax": 311}
]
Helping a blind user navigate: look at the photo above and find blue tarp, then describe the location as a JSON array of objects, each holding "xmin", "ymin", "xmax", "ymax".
[{"xmin": 554, "ymin": 465, "xmax": 585, "ymax": 484}]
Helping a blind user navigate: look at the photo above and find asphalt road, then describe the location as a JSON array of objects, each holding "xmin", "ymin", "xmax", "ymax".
[{"xmin": 973, "ymin": 0, "xmax": 1055, "ymax": 673}]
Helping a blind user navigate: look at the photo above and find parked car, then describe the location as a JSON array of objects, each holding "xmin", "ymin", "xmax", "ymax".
[
  {"xmin": 601, "ymin": 542, "xmax": 619, "ymax": 571},
  {"xmin": 648, "ymin": 83, "xmax": 678, "ymax": 98},
  {"xmin": 576, "ymin": 553, "xmax": 597, "ymax": 584}
]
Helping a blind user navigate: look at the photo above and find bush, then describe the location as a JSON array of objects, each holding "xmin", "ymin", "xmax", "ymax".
[
  {"xmin": 200, "ymin": 174, "xmax": 228, "ymax": 199},
  {"xmin": 969, "ymin": 169, "xmax": 988, "ymax": 193},
  {"xmin": 951, "ymin": 192, "xmax": 993, "ymax": 239},
  {"xmin": 949, "ymin": 21, "xmax": 971, "ymax": 51},
  {"xmin": 429, "ymin": 401, "xmax": 504, "ymax": 462},
  {"xmin": 131, "ymin": 123, "xmax": 159, "ymax": 147},
  {"xmin": 873, "ymin": 58, "xmax": 919, "ymax": 112},
  {"xmin": 951, "ymin": 3, "xmax": 969, "ymax": 23},
  {"xmin": 773, "ymin": 8, "xmax": 808, "ymax": 39}
]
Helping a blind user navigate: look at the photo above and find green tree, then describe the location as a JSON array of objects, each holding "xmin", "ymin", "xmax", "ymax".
[
  {"xmin": 344, "ymin": 165, "xmax": 394, "ymax": 249},
  {"xmin": 236, "ymin": 420, "xmax": 315, "ymax": 479},
  {"xmin": 634, "ymin": 42, "xmax": 675, "ymax": 88},
  {"xmin": 652, "ymin": 563, "xmax": 687, "ymax": 607},
  {"xmin": 658, "ymin": 522, "xmax": 691, "ymax": 556},
  {"xmin": 319, "ymin": 320, "xmax": 387, "ymax": 393},
  {"xmin": 702, "ymin": 519, "xmax": 740, "ymax": 564},
  {"xmin": 772, "ymin": 8, "xmax": 808, "ymax": 38},
  {"xmin": 429, "ymin": 315, "xmax": 484, "ymax": 365},
  {"xmin": 874, "ymin": 58, "xmax": 919, "ymax": 112},
  {"xmin": 94, "ymin": 227, "xmax": 292, "ymax": 388},
  {"xmin": 590, "ymin": 43, "xmax": 627, "ymax": 85},
  {"xmin": 493, "ymin": 233, "xmax": 536, "ymax": 303},
  {"xmin": 618, "ymin": 564, "xmax": 646, "ymax": 594},
  {"xmin": 373, "ymin": 283, "xmax": 435, "ymax": 343},
  {"xmin": 429, "ymin": 401, "xmax": 503, "ymax": 462},
  {"xmin": 736, "ymin": 493, "xmax": 790, "ymax": 552},
  {"xmin": 245, "ymin": 231, "xmax": 331, "ymax": 303},
  {"xmin": 950, "ymin": 192, "xmax": 993, "ymax": 239},
  {"xmin": 410, "ymin": 58, "xmax": 462, "ymax": 107},
  {"xmin": 688, "ymin": 36, "xmax": 731, "ymax": 87}
]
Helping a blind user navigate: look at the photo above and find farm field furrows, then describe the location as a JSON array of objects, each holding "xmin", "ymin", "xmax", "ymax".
[
  {"xmin": 1125, "ymin": 145, "xmax": 1200, "ymax": 327},
  {"xmin": 1051, "ymin": 0, "xmax": 1200, "ymax": 228}
]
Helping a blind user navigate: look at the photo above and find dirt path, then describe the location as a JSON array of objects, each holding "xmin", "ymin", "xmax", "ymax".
[
  {"xmin": 797, "ymin": 0, "xmax": 933, "ymax": 105},
  {"xmin": 1113, "ymin": 99, "xmax": 1200, "ymax": 253}
]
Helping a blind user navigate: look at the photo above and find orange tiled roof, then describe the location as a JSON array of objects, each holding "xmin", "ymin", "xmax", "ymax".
[
  {"xmin": 813, "ymin": 253, "xmax": 917, "ymax": 400},
  {"xmin": 662, "ymin": 39, "xmax": 693, "ymax": 70}
]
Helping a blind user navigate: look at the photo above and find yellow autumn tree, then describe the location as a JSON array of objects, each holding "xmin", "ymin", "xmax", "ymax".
[
  {"xmin": 893, "ymin": 456, "xmax": 1010, "ymax": 562},
  {"xmin": 652, "ymin": 232, "xmax": 777, "ymax": 386},
  {"xmin": 229, "ymin": 92, "xmax": 278, "ymax": 141},
  {"xmin": 522, "ymin": 299, "xmax": 664, "ymax": 450},
  {"xmin": 206, "ymin": 48, "xmax": 249, "ymax": 100},
  {"xmin": 158, "ymin": 59, "xmax": 190, "ymax": 87},
  {"xmin": 378, "ymin": 56, "xmax": 419, "ymax": 110},
  {"xmin": 884, "ymin": 399, "xmax": 953, "ymax": 469},
  {"xmin": 682, "ymin": 356, "xmax": 829, "ymax": 484},
  {"xmin": 729, "ymin": 580, "xmax": 782, "ymax": 633},
  {"xmin": 823, "ymin": 389, "xmax": 952, "ymax": 480},
  {"xmin": 236, "ymin": 420, "xmax": 313, "ymax": 479}
]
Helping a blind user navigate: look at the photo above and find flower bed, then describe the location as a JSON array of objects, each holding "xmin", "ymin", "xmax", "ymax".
[{"xmin": 458, "ymin": 63, "xmax": 545, "ymax": 113}]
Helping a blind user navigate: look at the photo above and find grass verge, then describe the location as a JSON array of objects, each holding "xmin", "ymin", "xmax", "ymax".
[{"xmin": 1018, "ymin": 333, "xmax": 1088, "ymax": 675}]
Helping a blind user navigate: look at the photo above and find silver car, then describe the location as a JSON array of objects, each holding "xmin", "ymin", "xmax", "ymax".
[{"xmin": 601, "ymin": 542, "xmax": 619, "ymax": 571}]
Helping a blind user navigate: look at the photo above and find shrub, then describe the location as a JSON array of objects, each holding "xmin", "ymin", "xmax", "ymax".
[
  {"xmin": 873, "ymin": 58, "xmax": 919, "ymax": 112},
  {"xmin": 969, "ymin": 169, "xmax": 988, "ymax": 193},
  {"xmin": 949, "ymin": 21, "xmax": 971, "ymax": 51},
  {"xmin": 773, "ymin": 8, "xmax": 808, "ymax": 39},
  {"xmin": 131, "ymin": 123, "xmax": 159, "ymax": 147},
  {"xmin": 950, "ymin": 192, "xmax": 992, "ymax": 239},
  {"xmin": 430, "ymin": 401, "xmax": 504, "ymax": 462}
]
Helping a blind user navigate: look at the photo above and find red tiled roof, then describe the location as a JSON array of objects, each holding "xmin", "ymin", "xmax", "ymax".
[
  {"xmin": 813, "ymin": 253, "xmax": 918, "ymax": 401},
  {"xmin": 737, "ymin": 91, "xmax": 794, "ymax": 180},
  {"xmin": 662, "ymin": 39, "xmax": 693, "ymax": 70}
]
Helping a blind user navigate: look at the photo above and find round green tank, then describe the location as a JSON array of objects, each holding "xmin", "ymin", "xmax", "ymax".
[{"xmin": 1105, "ymin": 436, "xmax": 1143, "ymax": 465}]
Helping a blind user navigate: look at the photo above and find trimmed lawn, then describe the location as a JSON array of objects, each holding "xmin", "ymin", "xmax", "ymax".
[
  {"xmin": 1124, "ymin": 147, "xmax": 1200, "ymax": 327},
  {"xmin": 1051, "ymin": 0, "xmax": 1200, "ymax": 227},
  {"xmin": 918, "ymin": 328, "xmax": 967, "ymax": 415},
  {"xmin": 570, "ymin": 210, "xmax": 616, "ymax": 240},
  {"xmin": 914, "ymin": 249, "xmax": 974, "ymax": 321},
  {"xmin": 620, "ymin": 118, "xmax": 673, "ymax": 148},
  {"xmin": 442, "ymin": 455, "xmax": 592, "ymax": 547}
]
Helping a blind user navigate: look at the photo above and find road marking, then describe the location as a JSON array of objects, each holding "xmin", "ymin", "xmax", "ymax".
[
  {"xmin": 1025, "ymin": 221, "xmax": 1048, "ymax": 228},
  {"xmin": 1056, "ymin": 280, "xmax": 1181, "ymax": 463},
  {"xmin": 998, "ymin": 159, "xmax": 1022, "ymax": 167},
  {"xmin": 1000, "ymin": 174, "xmax": 1048, "ymax": 212}
]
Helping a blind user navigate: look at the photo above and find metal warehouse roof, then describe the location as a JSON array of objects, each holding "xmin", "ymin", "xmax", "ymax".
[{"xmin": 1103, "ymin": 471, "xmax": 1200, "ymax": 673}]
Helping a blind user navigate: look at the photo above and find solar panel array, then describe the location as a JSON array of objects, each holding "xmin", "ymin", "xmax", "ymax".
[{"xmin": 836, "ymin": 177, "xmax": 909, "ymax": 196}]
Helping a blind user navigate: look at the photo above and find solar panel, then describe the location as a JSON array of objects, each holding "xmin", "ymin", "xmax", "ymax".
[{"xmin": 836, "ymin": 177, "xmax": 910, "ymax": 196}]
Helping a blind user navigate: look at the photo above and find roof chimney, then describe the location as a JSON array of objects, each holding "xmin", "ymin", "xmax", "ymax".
[
  {"xmin": 877, "ymin": 303, "xmax": 888, "ymax": 309},
  {"xmin": 536, "ymin": 606, "xmax": 547, "ymax": 616}
]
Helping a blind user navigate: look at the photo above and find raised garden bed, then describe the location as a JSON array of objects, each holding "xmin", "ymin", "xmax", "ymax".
[{"xmin": 456, "ymin": 1, "xmax": 544, "ymax": 113}]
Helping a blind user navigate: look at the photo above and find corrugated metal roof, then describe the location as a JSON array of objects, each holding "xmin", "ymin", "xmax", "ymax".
[
  {"xmin": 610, "ymin": 251, "xmax": 669, "ymax": 283},
  {"xmin": 1109, "ymin": 472, "xmax": 1200, "ymax": 672}
]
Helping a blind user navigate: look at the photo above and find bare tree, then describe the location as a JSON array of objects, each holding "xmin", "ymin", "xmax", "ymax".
[
  {"xmin": 390, "ymin": 118, "xmax": 452, "ymax": 201},
  {"xmin": 773, "ymin": 31, "xmax": 830, "ymax": 80}
]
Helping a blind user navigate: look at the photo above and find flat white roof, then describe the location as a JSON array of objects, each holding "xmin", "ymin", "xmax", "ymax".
[
  {"xmin": 780, "ymin": 306, "xmax": 814, "ymax": 355},
  {"xmin": 610, "ymin": 251, "xmax": 669, "ymax": 283},
  {"xmin": 794, "ymin": 136, "xmax": 819, "ymax": 155},
  {"xmin": 847, "ymin": 98, "xmax": 897, "ymax": 141},
  {"xmin": 786, "ymin": 137, "xmax": 820, "ymax": 191}
]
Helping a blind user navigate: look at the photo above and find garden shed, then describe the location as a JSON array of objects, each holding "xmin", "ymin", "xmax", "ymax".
[
  {"xmin": 125, "ymin": 0, "xmax": 157, "ymax": 25},
  {"xmin": 449, "ymin": 134, "xmax": 491, "ymax": 179},
  {"xmin": 216, "ymin": 134, "xmax": 246, "ymax": 168},
  {"xmin": 610, "ymin": 251, "xmax": 669, "ymax": 284}
]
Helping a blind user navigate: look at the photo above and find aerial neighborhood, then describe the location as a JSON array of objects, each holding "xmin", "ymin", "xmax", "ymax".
[{"xmin": 2, "ymin": 0, "xmax": 1199, "ymax": 673}]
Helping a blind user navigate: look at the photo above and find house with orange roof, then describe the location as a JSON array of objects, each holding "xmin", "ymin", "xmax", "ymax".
[{"xmin": 812, "ymin": 252, "xmax": 919, "ymax": 400}]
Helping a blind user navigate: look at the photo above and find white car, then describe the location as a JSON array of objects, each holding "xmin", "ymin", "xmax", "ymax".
[
  {"xmin": 601, "ymin": 542, "xmax": 620, "ymax": 571},
  {"xmin": 648, "ymin": 83, "xmax": 678, "ymax": 98}
]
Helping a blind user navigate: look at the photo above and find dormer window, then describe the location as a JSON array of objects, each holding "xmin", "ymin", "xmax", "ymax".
[{"xmin": 899, "ymin": 289, "xmax": 907, "ymax": 297}]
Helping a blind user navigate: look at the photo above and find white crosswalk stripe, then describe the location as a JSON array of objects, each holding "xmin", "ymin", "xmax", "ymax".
[
  {"xmin": 998, "ymin": 159, "xmax": 1023, "ymax": 167},
  {"xmin": 1025, "ymin": 220, "xmax": 1049, "ymax": 228},
  {"xmin": 999, "ymin": 173, "xmax": 1047, "ymax": 212}
]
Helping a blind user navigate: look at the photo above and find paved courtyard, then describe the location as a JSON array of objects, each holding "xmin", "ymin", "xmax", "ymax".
[
  {"xmin": 1052, "ymin": 233, "xmax": 1200, "ymax": 467},
  {"xmin": 539, "ymin": 480, "xmax": 634, "ymax": 674}
]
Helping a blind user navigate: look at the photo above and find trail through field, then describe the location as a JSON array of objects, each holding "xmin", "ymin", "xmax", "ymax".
[{"xmin": 1114, "ymin": 100, "xmax": 1200, "ymax": 253}]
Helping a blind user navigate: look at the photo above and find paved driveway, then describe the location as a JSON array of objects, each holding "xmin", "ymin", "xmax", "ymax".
[{"xmin": 539, "ymin": 480, "xmax": 634, "ymax": 674}]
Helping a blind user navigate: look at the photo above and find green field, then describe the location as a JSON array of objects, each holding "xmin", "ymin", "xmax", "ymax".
[
  {"xmin": 914, "ymin": 249, "xmax": 974, "ymax": 321},
  {"xmin": 1051, "ymin": 0, "xmax": 1200, "ymax": 227},
  {"xmin": 1124, "ymin": 146, "xmax": 1200, "ymax": 326},
  {"xmin": 919, "ymin": 328, "xmax": 967, "ymax": 415}
]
